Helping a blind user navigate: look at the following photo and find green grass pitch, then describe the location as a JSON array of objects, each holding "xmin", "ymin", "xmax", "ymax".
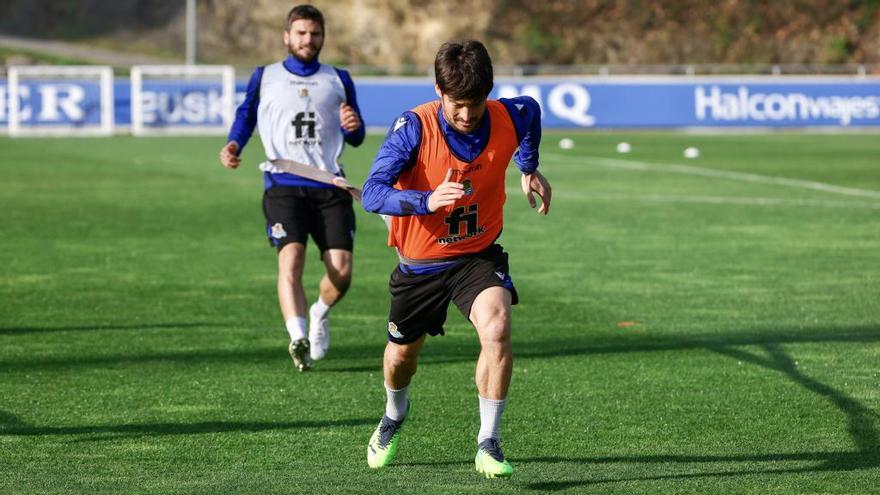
[{"xmin": 1, "ymin": 132, "xmax": 878, "ymax": 494}]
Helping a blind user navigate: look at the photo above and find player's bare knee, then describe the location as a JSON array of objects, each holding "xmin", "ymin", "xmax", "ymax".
[
  {"xmin": 327, "ymin": 269, "xmax": 352, "ymax": 293},
  {"xmin": 323, "ymin": 256, "xmax": 353, "ymax": 292},
  {"xmin": 278, "ymin": 244, "xmax": 306, "ymax": 275},
  {"xmin": 478, "ymin": 317, "xmax": 511, "ymax": 348},
  {"xmin": 385, "ymin": 343, "xmax": 419, "ymax": 369}
]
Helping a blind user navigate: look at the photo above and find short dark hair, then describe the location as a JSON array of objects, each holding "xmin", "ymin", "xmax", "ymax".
[
  {"xmin": 434, "ymin": 40, "xmax": 494, "ymax": 102},
  {"xmin": 286, "ymin": 4, "xmax": 324, "ymax": 32}
]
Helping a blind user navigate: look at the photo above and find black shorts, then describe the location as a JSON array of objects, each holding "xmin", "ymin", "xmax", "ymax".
[
  {"xmin": 386, "ymin": 244, "xmax": 519, "ymax": 344},
  {"xmin": 262, "ymin": 186, "xmax": 355, "ymax": 253}
]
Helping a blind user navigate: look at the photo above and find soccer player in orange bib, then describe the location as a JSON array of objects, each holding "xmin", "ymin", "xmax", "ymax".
[{"xmin": 361, "ymin": 40, "xmax": 551, "ymax": 478}]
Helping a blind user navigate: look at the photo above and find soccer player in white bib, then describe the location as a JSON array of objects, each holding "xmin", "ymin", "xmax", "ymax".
[{"xmin": 219, "ymin": 4, "xmax": 364, "ymax": 371}]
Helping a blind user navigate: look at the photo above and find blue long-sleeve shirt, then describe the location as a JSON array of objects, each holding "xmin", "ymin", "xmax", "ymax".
[
  {"xmin": 362, "ymin": 96, "xmax": 542, "ymax": 216},
  {"xmin": 227, "ymin": 55, "xmax": 365, "ymax": 151}
]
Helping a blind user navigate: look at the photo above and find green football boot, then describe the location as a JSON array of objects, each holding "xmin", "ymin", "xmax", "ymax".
[
  {"xmin": 367, "ymin": 404, "xmax": 409, "ymax": 468},
  {"xmin": 475, "ymin": 438, "xmax": 514, "ymax": 478}
]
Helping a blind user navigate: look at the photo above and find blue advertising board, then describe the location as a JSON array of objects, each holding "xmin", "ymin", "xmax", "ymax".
[
  {"xmin": 1, "ymin": 78, "xmax": 108, "ymax": 128},
  {"xmin": 1, "ymin": 76, "xmax": 879, "ymax": 130},
  {"xmin": 489, "ymin": 78, "xmax": 880, "ymax": 128}
]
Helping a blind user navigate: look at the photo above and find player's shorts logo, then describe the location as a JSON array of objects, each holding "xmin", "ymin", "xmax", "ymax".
[
  {"xmin": 271, "ymin": 223, "xmax": 287, "ymax": 239},
  {"xmin": 387, "ymin": 321, "xmax": 403, "ymax": 339},
  {"xmin": 495, "ymin": 271, "xmax": 505, "ymax": 280},
  {"xmin": 299, "ymin": 88, "xmax": 309, "ymax": 97}
]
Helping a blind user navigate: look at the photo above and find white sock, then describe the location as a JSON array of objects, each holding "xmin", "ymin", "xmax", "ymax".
[
  {"xmin": 310, "ymin": 296, "xmax": 331, "ymax": 320},
  {"xmin": 384, "ymin": 383, "xmax": 409, "ymax": 422},
  {"xmin": 285, "ymin": 316, "xmax": 307, "ymax": 341},
  {"xmin": 477, "ymin": 395, "xmax": 506, "ymax": 443}
]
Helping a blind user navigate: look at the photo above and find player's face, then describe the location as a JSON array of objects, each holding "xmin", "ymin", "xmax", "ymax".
[
  {"xmin": 284, "ymin": 19, "xmax": 324, "ymax": 63},
  {"xmin": 437, "ymin": 90, "xmax": 487, "ymax": 134}
]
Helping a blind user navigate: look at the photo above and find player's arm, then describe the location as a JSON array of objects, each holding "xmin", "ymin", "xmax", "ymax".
[
  {"xmin": 335, "ymin": 68, "xmax": 365, "ymax": 147},
  {"xmin": 220, "ymin": 66, "xmax": 263, "ymax": 169},
  {"xmin": 362, "ymin": 112, "xmax": 435, "ymax": 216},
  {"xmin": 500, "ymin": 96, "xmax": 551, "ymax": 214}
]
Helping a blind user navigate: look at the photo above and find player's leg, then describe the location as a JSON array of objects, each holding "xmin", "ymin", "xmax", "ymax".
[
  {"xmin": 470, "ymin": 287, "xmax": 515, "ymax": 478},
  {"xmin": 307, "ymin": 188, "xmax": 355, "ymax": 360},
  {"xmin": 449, "ymin": 245, "xmax": 518, "ymax": 478},
  {"xmin": 307, "ymin": 248, "xmax": 352, "ymax": 360},
  {"xmin": 384, "ymin": 334, "xmax": 425, "ymax": 391},
  {"xmin": 368, "ymin": 335, "xmax": 424, "ymax": 469},
  {"xmin": 277, "ymin": 242, "xmax": 309, "ymax": 328},
  {"xmin": 368, "ymin": 266, "xmax": 449, "ymax": 468},
  {"xmin": 264, "ymin": 186, "xmax": 312, "ymax": 371},
  {"xmin": 277, "ymin": 243, "xmax": 313, "ymax": 371},
  {"xmin": 471, "ymin": 287, "xmax": 513, "ymax": 401},
  {"xmin": 320, "ymin": 248, "xmax": 353, "ymax": 304}
]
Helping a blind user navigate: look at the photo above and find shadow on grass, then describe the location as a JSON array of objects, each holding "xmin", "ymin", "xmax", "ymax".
[
  {"xmin": 524, "ymin": 458, "xmax": 880, "ymax": 490},
  {"xmin": 2, "ymin": 323, "xmax": 877, "ymax": 488},
  {"xmin": 388, "ymin": 329, "xmax": 880, "ymax": 489},
  {"xmin": 0, "ymin": 417, "xmax": 374, "ymax": 440},
  {"xmin": 1, "ymin": 324, "xmax": 877, "ymax": 372},
  {"xmin": 323, "ymin": 324, "xmax": 880, "ymax": 372},
  {"xmin": 519, "ymin": 342, "xmax": 880, "ymax": 491},
  {"xmin": 396, "ymin": 448, "xmax": 879, "ymax": 490},
  {"xmin": 0, "ymin": 322, "xmax": 226, "ymax": 335}
]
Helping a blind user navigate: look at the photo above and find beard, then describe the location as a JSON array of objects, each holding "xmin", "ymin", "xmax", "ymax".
[{"xmin": 287, "ymin": 43, "xmax": 321, "ymax": 63}]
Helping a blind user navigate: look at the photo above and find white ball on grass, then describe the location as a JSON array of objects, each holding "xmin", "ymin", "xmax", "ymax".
[
  {"xmin": 558, "ymin": 138, "xmax": 574, "ymax": 150},
  {"xmin": 616, "ymin": 142, "xmax": 631, "ymax": 153},
  {"xmin": 683, "ymin": 147, "xmax": 700, "ymax": 159}
]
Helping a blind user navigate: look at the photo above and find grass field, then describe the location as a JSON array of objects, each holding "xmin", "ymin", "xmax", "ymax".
[{"xmin": 1, "ymin": 132, "xmax": 879, "ymax": 494}]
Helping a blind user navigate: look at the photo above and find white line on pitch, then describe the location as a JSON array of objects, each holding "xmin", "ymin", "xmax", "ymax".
[{"xmin": 542, "ymin": 152, "xmax": 880, "ymax": 200}]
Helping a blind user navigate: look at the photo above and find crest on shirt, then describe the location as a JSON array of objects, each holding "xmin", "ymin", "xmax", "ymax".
[
  {"xmin": 299, "ymin": 88, "xmax": 309, "ymax": 97},
  {"xmin": 462, "ymin": 179, "xmax": 473, "ymax": 196},
  {"xmin": 271, "ymin": 223, "xmax": 287, "ymax": 239}
]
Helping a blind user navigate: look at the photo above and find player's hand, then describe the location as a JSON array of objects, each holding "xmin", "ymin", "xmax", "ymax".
[
  {"xmin": 219, "ymin": 141, "xmax": 241, "ymax": 169},
  {"xmin": 521, "ymin": 170, "xmax": 552, "ymax": 215},
  {"xmin": 340, "ymin": 103, "xmax": 362, "ymax": 132},
  {"xmin": 427, "ymin": 168, "xmax": 464, "ymax": 212}
]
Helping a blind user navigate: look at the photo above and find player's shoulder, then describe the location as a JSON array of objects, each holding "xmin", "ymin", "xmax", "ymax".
[
  {"xmin": 387, "ymin": 111, "xmax": 422, "ymax": 136},
  {"xmin": 326, "ymin": 65, "xmax": 358, "ymax": 90},
  {"xmin": 263, "ymin": 61, "xmax": 285, "ymax": 72},
  {"xmin": 380, "ymin": 111, "xmax": 422, "ymax": 154},
  {"xmin": 324, "ymin": 64, "xmax": 352, "ymax": 80},
  {"xmin": 496, "ymin": 96, "xmax": 541, "ymax": 129},
  {"xmin": 497, "ymin": 95, "xmax": 540, "ymax": 113},
  {"xmin": 258, "ymin": 62, "xmax": 286, "ymax": 81},
  {"xmin": 246, "ymin": 64, "xmax": 268, "ymax": 77}
]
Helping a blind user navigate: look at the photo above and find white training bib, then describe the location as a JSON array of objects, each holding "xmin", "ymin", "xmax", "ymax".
[{"xmin": 257, "ymin": 62, "xmax": 347, "ymax": 175}]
